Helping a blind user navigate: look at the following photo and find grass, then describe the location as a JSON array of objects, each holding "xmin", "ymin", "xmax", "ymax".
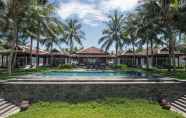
[
  {"xmin": 0, "ymin": 67, "xmax": 75, "ymax": 80},
  {"xmin": 145, "ymin": 68, "xmax": 186, "ymax": 80},
  {"xmin": 9, "ymin": 98, "xmax": 184, "ymax": 118},
  {"xmin": 0, "ymin": 67, "xmax": 49, "ymax": 80}
]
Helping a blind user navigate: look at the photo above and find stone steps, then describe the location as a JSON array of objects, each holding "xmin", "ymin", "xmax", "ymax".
[
  {"xmin": 0, "ymin": 98, "xmax": 20, "ymax": 118},
  {"xmin": 171, "ymin": 95, "xmax": 186, "ymax": 117}
]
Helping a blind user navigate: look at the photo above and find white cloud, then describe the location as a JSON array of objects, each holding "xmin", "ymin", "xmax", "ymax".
[
  {"xmin": 57, "ymin": 1, "xmax": 107, "ymax": 26},
  {"xmin": 100, "ymin": 0, "xmax": 139, "ymax": 12},
  {"xmin": 57, "ymin": 0, "xmax": 139, "ymax": 26}
]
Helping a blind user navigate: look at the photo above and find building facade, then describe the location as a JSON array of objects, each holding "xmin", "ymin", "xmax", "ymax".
[
  {"xmin": 119, "ymin": 48, "xmax": 186, "ymax": 68},
  {"xmin": 0, "ymin": 46, "xmax": 186, "ymax": 68}
]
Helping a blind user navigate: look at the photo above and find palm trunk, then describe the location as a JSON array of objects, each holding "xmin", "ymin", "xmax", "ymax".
[
  {"xmin": 167, "ymin": 33, "xmax": 172, "ymax": 72},
  {"xmin": 168, "ymin": 32, "xmax": 176, "ymax": 73},
  {"xmin": 132, "ymin": 43, "xmax": 136, "ymax": 66},
  {"xmin": 146, "ymin": 40, "xmax": 149, "ymax": 70},
  {"xmin": 150, "ymin": 39, "xmax": 153, "ymax": 67},
  {"xmin": 8, "ymin": 27, "xmax": 17, "ymax": 75},
  {"xmin": 12, "ymin": 44, "xmax": 17, "ymax": 69},
  {"xmin": 8, "ymin": 21, "xmax": 18, "ymax": 75},
  {"xmin": 30, "ymin": 37, "xmax": 33, "ymax": 67},
  {"xmin": 115, "ymin": 45, "xmax": 119, "ymax": 65},
  {"xmin": 172, "ymin": 33, "xmax": 176, "ymax": 73},
  {"xmin": 36, "ymin": 38, "xmax": 39, "ymax": 68},
  {"xmin": 12, "ymin": 23, "xmax": 19, "ymax": 69},
  {"xmin": 8, "ymin": 0, "xmax": 17, "ymax": 75},
  {"xmin": 36, "ymin": 21, "xmax": 40, "ymax": 68},
  {"xmin": 168, "ymin": 41, "xmax": 172, "ymax": 72},
  {"xmin": 50, "ymin": 43, "xmax": 54, "ymax": 66},
  {"xmin": 8, "ymin": 50, "xmax": 14, "ymax": 75}
]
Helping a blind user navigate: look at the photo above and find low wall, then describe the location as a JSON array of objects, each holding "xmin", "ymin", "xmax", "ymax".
[{"xmin": 0, "ymin": 82, "xmax": 186, "ymax": 102}]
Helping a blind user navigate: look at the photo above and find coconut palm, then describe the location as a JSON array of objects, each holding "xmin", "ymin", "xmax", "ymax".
[
  {"xmin": 99, "ymin": 10, "xmax": 125, "ymax": 64},
  {"xmin": 64, "ymin": 19, "xmax": 85, "ymax": 54},
  {"xmin": 148, "ymin": 0, "xmax": 180, "ymax": 72},
  {"xmin": 0, "ymin": 0, "xmax": 58, "ymax": 72},
  {"xmin": 0, "ymin": 0, "xmax": 30, "ymax": 74},
  {"xmin": 41, "ymin": 18, "xmax": 64, "ymax": 66},
  {"xmin": 23, "ymin": 0, "xmax": 57, "ymax": 68},
  {"xmin": 33, "ymin": 1, "xmax": 54, "ymax": 68},
  {"xmin": 135, "ymin": 0, "xmax": 178, "ymax": 70},
  {"xmin": 123, "ymin": 14, "xmax": 139, "ymax": 66}
]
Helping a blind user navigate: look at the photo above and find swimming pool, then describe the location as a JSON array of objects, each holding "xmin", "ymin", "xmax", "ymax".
[{"xmin": 41, "ymin": 71, "xmax": 154, "ymax": 78}]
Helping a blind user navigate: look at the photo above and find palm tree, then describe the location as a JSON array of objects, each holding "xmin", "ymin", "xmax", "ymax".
[
  {"xmin": 41, "ymin": 19, "xmax": 64, "ymax": 66},
  {"xmin": 99, "ymin": 10, "xmax": 125, "ymax": 64},
  {"xmin": 135, "ymin": 0, "xmax": 175, "ymax": 70},
  {"xmin": 123, "ymin": 14, "xmax": 139, "ymax": 66},
  {"xmin": 0, "ymin": 0, "xmax": 58, "ymax": 72},
  {"xmin": 155, "ymin": 0, "xmax": 180, "ymax": 72},
  {"xmin": 25, "ymin": 0, "xmax": 56, "ymax": 68},
  {"xmin": 0, "ymin": 0, "xmax": 29, "ymax": 75},
  {"xmin": 64, "ymin": 19, "xmax": 85, "ymax": 54}
]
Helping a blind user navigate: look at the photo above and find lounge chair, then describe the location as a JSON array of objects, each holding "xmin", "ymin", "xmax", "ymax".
[{"xmin": 24, "ymin": 65, "xmax": 31, "ymax": 70}]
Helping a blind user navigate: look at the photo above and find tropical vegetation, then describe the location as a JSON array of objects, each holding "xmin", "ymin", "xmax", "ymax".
[
  {"xmin": 0, "ymin": 0, "xmax": 84, "ymax": 75},
  {"xmin": 99, "ymin": 0, "xmax": 186, "ymax": 73},
  {"xmin": 9, "ymin": 98, "xmax": 184, "ymax": 118},
  {"xmin": 0, "ymin": 0, "xmax": 186, "ymax": 75}
]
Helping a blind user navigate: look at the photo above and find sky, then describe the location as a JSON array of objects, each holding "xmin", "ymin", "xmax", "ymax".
[{"xmin": 52, "ymin": 0, "xmax": 140, "ymax": 49}]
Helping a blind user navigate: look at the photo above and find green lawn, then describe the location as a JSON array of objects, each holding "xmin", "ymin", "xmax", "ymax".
[
  {"xmin": 0, "ymin": 67, "xmax": 51, "ymax": 80},
  {"xmin": 145, "ymin": 68, "xmax": 186, "ymax": 80},
  {"xmin": 9, "ymin": 98, "xmax": 183, "ymax": 118}
]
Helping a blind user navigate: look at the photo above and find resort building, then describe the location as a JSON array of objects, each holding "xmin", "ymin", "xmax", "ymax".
[
  {"xmin": 0, "ymin": 46, "xmax": 49, "ymax": 68},
  {"xmin": 119, "ymin": 48, "xmax": 186, "ymax": 68},
  {"xmin": 72, "ymin": 47, "xmax": 114, "ymax": 67},
  {"xmin": 0, "ymin": 46, "xmax": 186, "ymax": 68}
]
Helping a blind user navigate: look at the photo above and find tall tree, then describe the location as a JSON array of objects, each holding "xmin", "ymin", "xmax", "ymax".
[
  {"xmin": 64, "ymin": 19, "xmax": 85, "ymax": 54},
  {"xmin": 123, "ymin": 14, "xmax": 139, "ymax": 66},
  {"xmin": 26, "ymin": 0, "xmax": 56, "ymax": 68},
  {"xmin": 99, "ymin": 10, "xmax": 125, "ymax": 64},
  {"xmin": 41, "ymin": 18, "xmax": 64, "ymax": 66},
  {"xmin": 0, "ymin": 0, "xmax": 29, "ymax": 74}
]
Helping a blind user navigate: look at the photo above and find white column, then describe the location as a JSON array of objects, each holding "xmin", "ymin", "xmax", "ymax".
[
  {"xmin": 149, "ymin": 57, "xmax": 153, "ymax": 68},
  {"xmin": 65, "ymin": 58, "xmax": 68, "ymax": 64}
]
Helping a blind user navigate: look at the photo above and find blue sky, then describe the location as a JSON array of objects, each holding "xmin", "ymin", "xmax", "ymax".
[{"xmin": 52, "ymin": 0, "xmax": 140, "ymax": 49}]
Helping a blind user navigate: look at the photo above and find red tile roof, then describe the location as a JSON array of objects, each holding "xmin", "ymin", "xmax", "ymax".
[
  {"xmin": 77, "ymin": 47, "xmax": 107, "ymax": 54},
  {"xmin": 16, "ymin": 45, "xmax": 48, "ymax": 55},
  {"xmin": 120, "ymin": 47, "xmax": 185, "ymax": 57}
]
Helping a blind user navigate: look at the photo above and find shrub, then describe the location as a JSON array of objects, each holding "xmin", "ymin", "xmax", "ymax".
[
  {"xmin": 111, "ymin": 64, "xmax": 128, "ymax": 70},
  {"xmin": 58, "ymin": 64, "xmax": 73, "ymax": 69},
  {"xmin": 120, "ymin": 64, "xmax": 128, "ymax": 70}
]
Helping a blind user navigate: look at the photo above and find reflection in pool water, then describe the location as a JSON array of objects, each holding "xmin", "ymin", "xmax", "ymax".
[{"xmin": 41, "ymin": 71, "xmax": 159, "ymax": 79}]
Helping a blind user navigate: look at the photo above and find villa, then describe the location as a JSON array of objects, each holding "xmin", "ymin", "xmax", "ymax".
[
  {"xmin": 0, "ymin": 46, "xmax": 186, "ymax": 68},
  {"xmin": 72, "ymin": 47, "xmax": 114, "ymax": 66},
  {"xmin": 119, "ymin": 47, "xmax": 186, "ymax": 68}
]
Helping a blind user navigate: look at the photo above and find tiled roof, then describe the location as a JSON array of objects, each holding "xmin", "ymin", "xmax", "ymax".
[
  {"xmin": 121, "ymin": 47, "xmax": 185, "ymax": 56},
  {"xmin": 17, "ymin": 45, "xmax": 48, "ymax": 55},
  {"xmin": 77, "ymin": 47, "xmax": 107, "ymax": 54},
  {"xmin": 0, "ymin": 45, "xmax": 49, "ymax": 55},
  {"xmin": 50, "ymin": 49, "xmax": 69, "ymax": 56}
]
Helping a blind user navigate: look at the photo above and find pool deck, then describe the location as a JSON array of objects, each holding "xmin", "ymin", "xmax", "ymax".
[
  {"xmin": 0, "ymin": 70, "xmax": 185, "ymax": 85},
  {"xmin": 0, "ymin": 76, "xmax": 183, "ymax": 85}
]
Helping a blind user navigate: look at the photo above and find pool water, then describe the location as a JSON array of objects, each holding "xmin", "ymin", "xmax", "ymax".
[{"xmin": 42, "ymin": 71, "xmax": 148, "ymax": 78}]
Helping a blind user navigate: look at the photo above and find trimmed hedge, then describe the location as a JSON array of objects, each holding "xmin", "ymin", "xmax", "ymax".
[
  {"xmin": 111, "ymin": 64, "xmax": 128, "ymax": 70},
  {"xmin": 58, "ymin": 64, "xmax": 74, "ymax": 69}
]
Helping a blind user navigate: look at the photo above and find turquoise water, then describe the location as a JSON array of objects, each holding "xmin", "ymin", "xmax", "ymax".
[{"xmin": 42, "ymin": 71, "xmax": 147, "ymax": 78}]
